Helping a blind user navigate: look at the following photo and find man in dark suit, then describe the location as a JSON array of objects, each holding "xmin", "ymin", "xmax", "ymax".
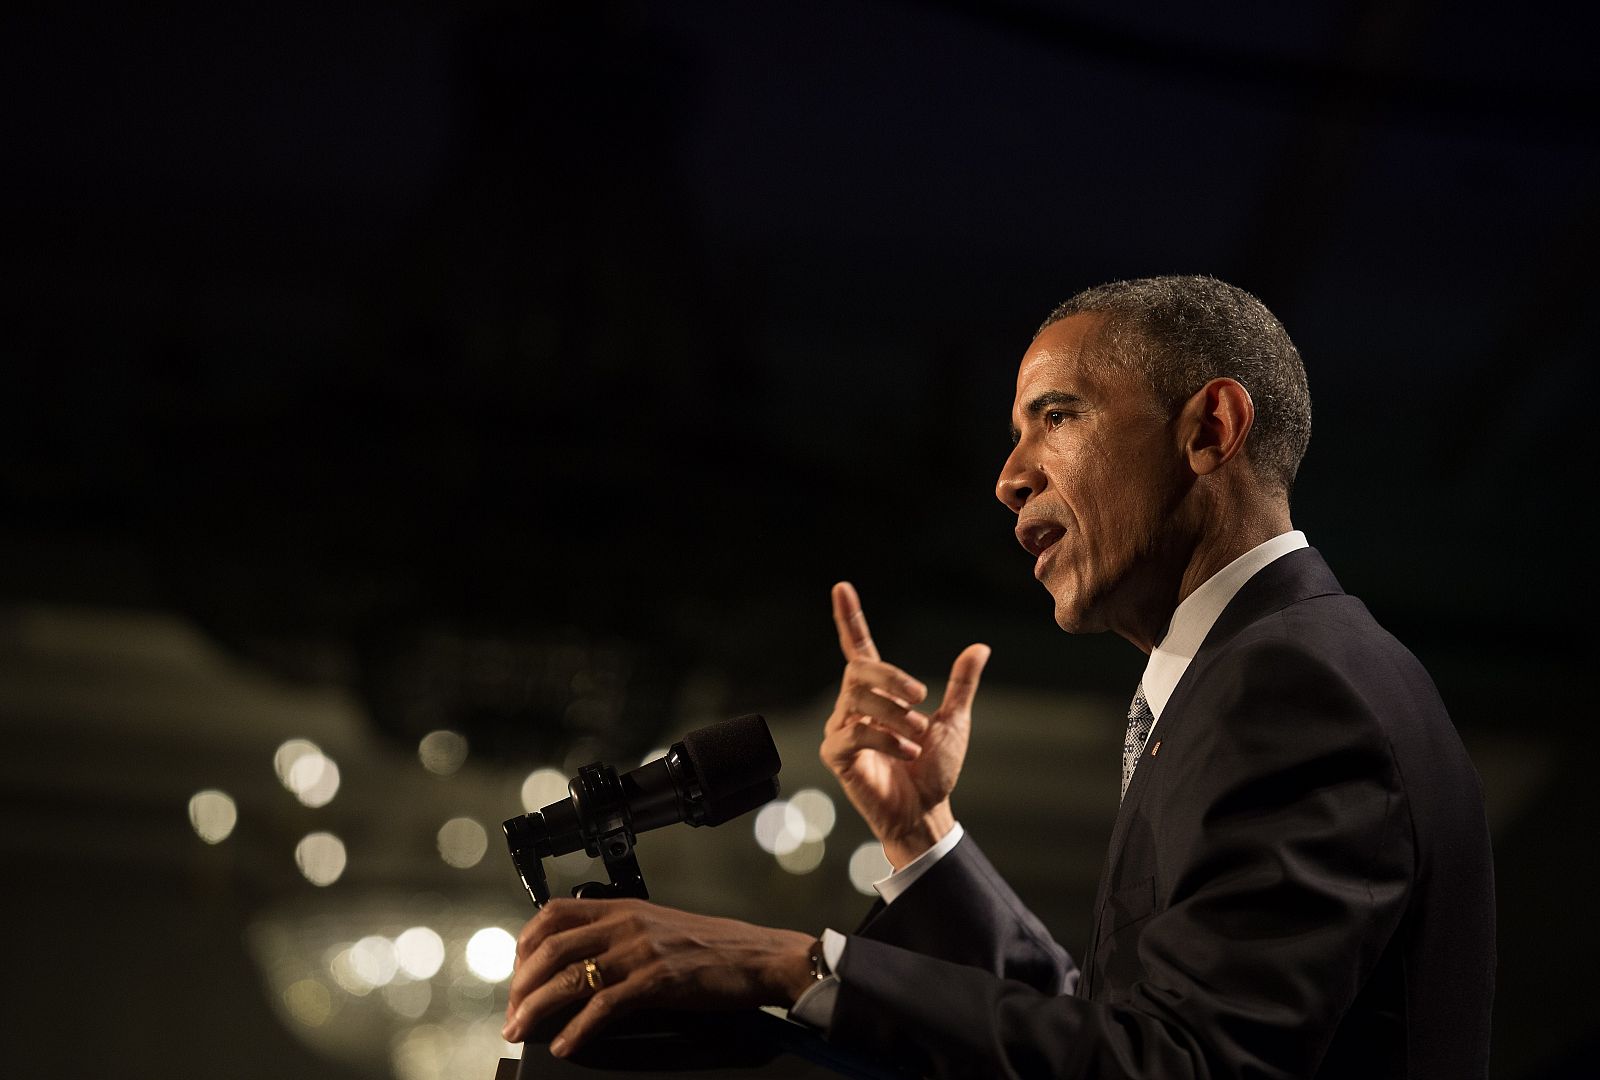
[{"xmin": 503, "ymin": 276, "xmax": 1496, "ymax": 1078}]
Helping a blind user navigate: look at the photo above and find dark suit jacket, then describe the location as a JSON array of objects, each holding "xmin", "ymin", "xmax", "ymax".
[{"xmin": 829, "ymin": 548, "xmax": 1495, "ymax": 1078}]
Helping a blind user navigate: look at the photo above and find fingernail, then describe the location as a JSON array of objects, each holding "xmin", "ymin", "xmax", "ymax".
[
  {"xmin": 549, "ymin": 1036, "xmax": 569, "ymax": 1057},
  {"xmin": 501, "ymin": 1023, "xmax": 516, "ymax": 1041}
]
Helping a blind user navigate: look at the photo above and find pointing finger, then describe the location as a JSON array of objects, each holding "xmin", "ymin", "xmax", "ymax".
[
  {"xmin": 939, "ymin": 644, "xmax": 991, "ymax": 715},
  {"xmin": 832, "ymin": 581, "xmax": 881, "ymax": 662}
]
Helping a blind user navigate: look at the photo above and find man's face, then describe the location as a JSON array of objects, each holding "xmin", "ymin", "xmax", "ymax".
[{"xmin": 996, "ymin": 314, "xmax": 1186, "ymax": 635}]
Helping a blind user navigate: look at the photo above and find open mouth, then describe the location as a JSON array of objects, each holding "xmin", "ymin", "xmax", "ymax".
[{"xmin": 1015, "ymin": 519, "xmax": 1066, "ymax": 560}]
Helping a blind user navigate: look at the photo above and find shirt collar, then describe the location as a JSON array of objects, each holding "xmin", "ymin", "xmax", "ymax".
[{"xmin": 1141, "ymin": 530, "xmax": 1308, "ymax": 719}]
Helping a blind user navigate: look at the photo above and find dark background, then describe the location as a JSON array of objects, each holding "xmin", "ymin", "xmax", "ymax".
[{"xmin": 2, "ymin": 2, "xmax": 1595, "ymax": 1077}]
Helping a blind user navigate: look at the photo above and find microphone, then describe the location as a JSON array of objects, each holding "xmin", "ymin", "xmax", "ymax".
[{"xmin": 503, "ymin": 714, "xmax": 781, "ymax": 903}]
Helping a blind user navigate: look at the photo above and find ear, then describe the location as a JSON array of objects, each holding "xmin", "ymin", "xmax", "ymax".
[{"xmin": 1179, "ymin": 378, "xmax": 1254, "ymax": 476}]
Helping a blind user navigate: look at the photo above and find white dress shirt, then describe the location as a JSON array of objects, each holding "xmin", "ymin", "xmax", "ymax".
[{"xmin": 789, "ymin": 531, "xmax": 1309, "ymax": 1031}]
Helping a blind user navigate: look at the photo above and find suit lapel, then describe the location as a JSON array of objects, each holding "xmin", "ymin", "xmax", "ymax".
[{"xmin": 1080, "ymin": 548, "xmax": 1345, "ymax": 998}]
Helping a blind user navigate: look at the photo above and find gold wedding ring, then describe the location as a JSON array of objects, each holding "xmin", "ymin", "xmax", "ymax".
[{"xmin": 581, "ymin": 957, "xmax": 604, "ymax": 992}]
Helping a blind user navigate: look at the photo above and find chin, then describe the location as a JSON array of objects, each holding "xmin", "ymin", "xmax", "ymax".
[{"xmin": 1050, "ymin": 593, "xmax": 1107, "ymax": 635}]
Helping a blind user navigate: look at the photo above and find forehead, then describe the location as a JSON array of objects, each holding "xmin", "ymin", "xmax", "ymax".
[{"xmin": 1013, "ymin": 313, "xmax": 1120, "ymax": 405}]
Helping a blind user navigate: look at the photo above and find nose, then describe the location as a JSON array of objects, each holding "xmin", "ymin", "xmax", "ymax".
[{"xmin": 996, "ymin": 445, "xmax": 1044, "ymax": 513}]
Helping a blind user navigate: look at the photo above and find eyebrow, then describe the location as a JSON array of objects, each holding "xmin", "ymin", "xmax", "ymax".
[{"xmin": 1010, "ymin": 390, "xmax": 1087, "ymax": 444}]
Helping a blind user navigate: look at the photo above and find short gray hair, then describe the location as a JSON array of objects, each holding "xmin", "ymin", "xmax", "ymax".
[{"xmin": 1040, "ymin": 275, "xmax": 1311, "ymax": 495}]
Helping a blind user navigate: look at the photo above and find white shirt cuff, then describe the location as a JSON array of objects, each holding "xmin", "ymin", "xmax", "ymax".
[
  {"xmin": 789, "ymin": 826, "xmax": 964, "ymax": 1034},
  {"xmin": 788, "ymin": 928, "xmax": 848, "ymax": 1031},
  {"xmin": 874, "ymin": 822, "xmax": 964, "ymax": 904}
]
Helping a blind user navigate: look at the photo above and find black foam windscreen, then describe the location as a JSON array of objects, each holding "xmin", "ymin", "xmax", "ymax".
[{"xmin": 681, "ymin": 714, "xmax": 781, "ymax": 821}]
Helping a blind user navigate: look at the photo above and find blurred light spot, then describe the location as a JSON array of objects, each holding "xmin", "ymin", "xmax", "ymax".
[
  {"xmin": 188, "ymin": 789, "xmax": 237, "ymax": 844},
  {"xmin": 639, "ymin": 746, "xmax": 669, "ymax": 767},
  {"xmin": 848, "ymin": 842, "xmax": 892, "ymax": 895},
  {"xmin": 446, "ymin": 973, "xmax": 494, "ymax": 1018},
  {"xmin": 437, "ymin": 817, "xmax": 488, "ymax": 869},
  {"xmin": 330, "ymin": 945, "xmax": 373, "ymax": 995},
  {"xmin": 777, "ymin": 838, "xmax": 826, "ymax": 875},
  {"xmin": 287, "ymin": 752, "xmax": 341, "ymax": 808},
  {"xmin": 274, "ymin": 738, "xmax": 320, "ymax": 787},
  {"xmin": 395, "ymin": 926, "xmax": 446, "ymax": 980},
  {"xmin": 351, "ymin": 935, "xmax": 399, "ymax": 987},
  {"xmin": 754, "ymin": 800, "xmax": 806, "ymax": 855},
  {"xmin": 465, "ymin": 927, "xmax": 516, "ymax": 982},
  {"xmin": 418, "ymin": 730, "xmax": 468, "ymax": 776},
  {"xmin": 283, "ymin": 978, "xmax": 332, "ymax": 1027},
  {"xmin": 789, "ymin": 788, "xmax": 837, "ymax": 841},
  {"xmin": 383, "ymin": 978, "xmax": 432, "ymax": 1020},
  {"xmin": 390, "ymin": 1018, "xmax": 514, "ymax": 1080},
  {"xmin": 392, "ymin": 1023, "xmax": 448, "ymax": 1080},
  {"xmin": 520, "ymin": 768, "xmax": 568, "ymax": 813},
  {"xmin": 295, "ymin": 831, "xmax": 347, "ymax": 886}
]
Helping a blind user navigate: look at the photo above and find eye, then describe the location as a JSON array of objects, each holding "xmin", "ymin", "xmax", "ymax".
[{"xmin": 1044, "ymin": 410, "xmax": 1068, "ymax": 429}]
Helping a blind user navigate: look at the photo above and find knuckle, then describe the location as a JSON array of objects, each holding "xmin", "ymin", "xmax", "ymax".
[{"xmin": 629, "ymin": 968, "xmax": 660, "ymax": 999}]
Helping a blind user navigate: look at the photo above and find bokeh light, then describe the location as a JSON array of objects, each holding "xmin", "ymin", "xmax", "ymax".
[
  {"xmin": 436, "ymin": 817, "xmax": 488, "ymax": 869},
  {"xmin": 350, "ymin": 935, "xmax": 400, "ymax": 988},
  {"xmin": 330, "ymin": 945, "xmax": 373, "ymax": 996},
  {"xmin": 520, "ymin": 768, "xmax": 568, "ymax": 813},
  {"xmin": 788, "ymin": 788, "xmax": 836, "ymax": 841},
  {"xmin": 391, "ymin": 1019, "xmax": 513, "ymax": 1080},
  {"xmin": 392, "ymin": 1022, "xmax": 448, "ymax": 1080},
  {"xmin": 777, "ymin": 839, "xmax": 826, "ymax": 874},
  {"xmin": 418, "ymin": 730, "xmax": 469, "ymax": 776},
  {"xmin": 295, "ymin": 831, "xmax": 347, "ymax": 886},
  {"xmin": 848, "ymin": 842, "xmax": 893, "ymax": 895},
  {"xmin": 188, "ymin": 789, "xmax": 237, "ymax": 844},
  {"xmin": 754, "ymin": 799, "xmax": 806, "ymax": 855},
  {"xmin": 283, "ymin": 977, "xmax": 333, "ymax": 1027},
  {"xmin": 383, "ymin": 980, "xmax": 432, "ymax": 1020},
  {"xmin": 287, "ymin": 751, "xmax": 341, "ymax": 808},
  {"xmin": 395, "ymin": 926, "xmax": 446, "ymax": 980},
  {"xmin": 464, "ymin": 927, "xmax": 516, "ymax": 982},
  {"xmin": 274, "ymin": 738, "xmax": 321, "ymax": 786},
  {"xmin": 446, "ymin": 974, "xmax": 494, "ymax": 1019}
]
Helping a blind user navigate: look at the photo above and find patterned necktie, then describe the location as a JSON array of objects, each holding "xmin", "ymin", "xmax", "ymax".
[{"xmin": 1121, "ymin": 683, "xmax": 1154, "ymax": 801}]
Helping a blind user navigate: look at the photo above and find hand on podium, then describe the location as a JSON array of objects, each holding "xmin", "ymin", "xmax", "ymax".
[{"xmin": 502, "ymin": 897, "xmax": 816, "ymax": 1058}]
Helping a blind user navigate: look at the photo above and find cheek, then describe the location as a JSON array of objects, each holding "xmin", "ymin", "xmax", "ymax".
[{"xmin": 1062, "ymin": 460, "xmax": 1161, "ymax": 561}]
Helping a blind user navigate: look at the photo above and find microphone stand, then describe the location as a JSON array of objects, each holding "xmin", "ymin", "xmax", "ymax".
[{"xmin": 504, "ymin": 760, "xmax": 649, "ymax": 906}]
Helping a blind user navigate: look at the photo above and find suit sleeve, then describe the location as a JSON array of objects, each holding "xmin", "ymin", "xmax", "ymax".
[
  {"xmin": 849, "ymin": 832, "xmax": 1078, "ymax": 997},
  {"xmin": 829, "ymin": 636, "xmax": 1416, "ymax": 1079}
]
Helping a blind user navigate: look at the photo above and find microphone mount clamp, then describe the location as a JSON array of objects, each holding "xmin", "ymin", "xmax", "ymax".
[{"xmin": 503, "ymin": 761, "xmax": 649, "ymax": 907}]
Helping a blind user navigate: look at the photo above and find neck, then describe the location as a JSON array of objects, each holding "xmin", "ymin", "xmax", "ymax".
[{"xmin": 1110, "ymin": 495, "xmax": 1292, "ymax": 654}]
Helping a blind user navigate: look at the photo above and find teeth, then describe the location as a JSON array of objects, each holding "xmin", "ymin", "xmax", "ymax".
[{"xmin": 1018, "ymin": 523, "xmax": 1065, "ymax": 557}]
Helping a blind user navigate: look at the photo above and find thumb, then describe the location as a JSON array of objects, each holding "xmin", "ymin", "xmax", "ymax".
[{"xmin": 940, "ymin": 643, "xmax": 991, "ymax": 715}]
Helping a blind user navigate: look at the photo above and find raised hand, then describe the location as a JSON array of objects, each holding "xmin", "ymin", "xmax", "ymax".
[{"xmin": 819, "ymin": 581, "xmax": 990, "ymax": 868}]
